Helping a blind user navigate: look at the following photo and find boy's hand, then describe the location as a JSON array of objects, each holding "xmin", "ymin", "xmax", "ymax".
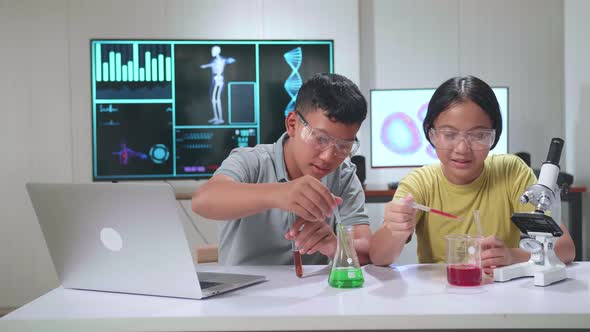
[
  {"xmin": 285, "ymin": 217, "xmax": 337, "ymax": 259},
  {"xmin": 278, "ymin": 175, "xmax": 342, "ymax": 222}
]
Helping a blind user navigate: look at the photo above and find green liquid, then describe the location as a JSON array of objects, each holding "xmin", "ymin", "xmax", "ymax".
[{"xmin": 329, "ymin": 267, "xmax": 364, "ymax": 288}]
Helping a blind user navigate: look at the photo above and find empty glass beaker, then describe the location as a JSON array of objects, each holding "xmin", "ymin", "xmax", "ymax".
[
  {"xmin": 445, "ymin": 234, "xmax": 483, "ymax": 286},
  {"xmin": 329, "ymin": 224, "xmax": 364, "ymax": 288}
]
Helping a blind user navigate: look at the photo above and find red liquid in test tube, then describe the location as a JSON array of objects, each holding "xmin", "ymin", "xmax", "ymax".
[{"xmin": 293, "ymin": 250, "xmax": 303, "ymax": 278}]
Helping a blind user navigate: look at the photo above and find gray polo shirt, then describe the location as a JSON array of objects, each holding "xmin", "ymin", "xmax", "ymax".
[{"xmin": 214, "ymin": 133, "xmax": 369, "ymax": 265}]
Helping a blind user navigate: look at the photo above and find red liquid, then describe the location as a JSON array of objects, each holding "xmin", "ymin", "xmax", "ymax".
[
  {"xmin": 430, "ymin": 208, "xmax": 461, "ymax": 220},
  {"xmin": 293, "ymin": 250, "xmax": 303, "ymax": 278},
  {"xmin": 447, "ymin": 264, "xmax": 482, "ymax": 286}
]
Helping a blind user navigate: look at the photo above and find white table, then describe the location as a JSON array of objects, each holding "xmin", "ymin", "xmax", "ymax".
[{"xmin": 2, "ymin": 263, "xmax": 590, "ymax": 331}]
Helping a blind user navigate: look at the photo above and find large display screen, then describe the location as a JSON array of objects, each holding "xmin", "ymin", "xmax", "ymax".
[
  {"xmin": 91, "ymin": 40, "xmax": 333, "ymax": 180},
  {"xmin": 370, "ymin": 87, "xmax": 508, "ymax": 168}
]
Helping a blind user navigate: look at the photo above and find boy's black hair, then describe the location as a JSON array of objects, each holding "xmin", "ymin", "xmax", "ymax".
[
  {"xmin": 294, "ymin": 73, "xmax": 367, "ymax": 124},
  {"xmin": 423, "ymin": 75, "xmax": 502, "ymax": 149}
]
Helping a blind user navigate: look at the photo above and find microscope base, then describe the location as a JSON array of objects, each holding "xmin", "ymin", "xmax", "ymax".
[{"xmin": 494, "ymin": 261, "xmax": 566, "ymax": 286}]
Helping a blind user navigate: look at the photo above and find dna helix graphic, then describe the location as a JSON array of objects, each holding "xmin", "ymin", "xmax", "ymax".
[{"xmin": 283, "ymin": 47, "xmax": 303, "ymax": 117}]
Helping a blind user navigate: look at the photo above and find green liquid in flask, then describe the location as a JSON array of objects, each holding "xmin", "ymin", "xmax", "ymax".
[{"xmin": 328, "ymin": 267, "xmax": 364, "ymax": 288}]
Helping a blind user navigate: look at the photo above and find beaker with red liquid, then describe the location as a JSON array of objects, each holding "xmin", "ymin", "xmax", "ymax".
[{"xmin": 445, "ymin": 234, "xmax": 483, "ymax": 287}]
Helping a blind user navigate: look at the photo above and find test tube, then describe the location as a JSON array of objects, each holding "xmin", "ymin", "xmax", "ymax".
[
  {"xmin": 292, "ymin": 240, "xmax": 303, "ymax": 278},
  {"xmin": 289, "ymin": 217, "xmax": 303, "ymax": 278},
  {"xmin": 473, "ymin": 210, "xmax": 483, "ymax": 236}
]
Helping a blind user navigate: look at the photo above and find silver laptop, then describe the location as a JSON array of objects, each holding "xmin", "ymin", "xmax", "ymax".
[{"xmin": 26, "ymin": 182, "xmax": 265, "ymax": 299}]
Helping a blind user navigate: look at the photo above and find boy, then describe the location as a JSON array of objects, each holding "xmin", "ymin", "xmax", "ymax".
[{"xmin": 192, "ymin": 73, "xmax": 371, "ymax": 265}]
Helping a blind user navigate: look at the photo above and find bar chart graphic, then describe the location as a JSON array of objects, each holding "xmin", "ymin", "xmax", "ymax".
[
  {"xmin": 94, "ymin": 42, "xmax": 173, "ymax": 99},
  {"xmin": 95, "ymin": 43, "xmax": 172, "ymax": 82}
]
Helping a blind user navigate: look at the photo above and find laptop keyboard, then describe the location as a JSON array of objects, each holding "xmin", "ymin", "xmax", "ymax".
[{"xmin": 199, "ymin": 281, "xmax": 222, "ymax": 289}]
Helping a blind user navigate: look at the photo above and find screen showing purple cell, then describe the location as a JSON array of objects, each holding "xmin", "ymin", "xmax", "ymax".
[
  {"xmin": 426, "ymin": 144, "xmax": 437, "ymax": 159},
  {"xmin": 370, "ymin": 88, "xmax": 508, "ymax": 168},
  {"xmin": 417, "ymin": 102, "xmax": 428, "ymax": 122},
  {"xmin": 380, "ymin": 112, "xmax": 422, "ymax": 155}
]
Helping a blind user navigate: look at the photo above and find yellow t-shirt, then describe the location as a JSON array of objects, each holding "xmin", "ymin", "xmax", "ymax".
[{"xmin": 393, "ymin": 154, "xmax": 536, "ymax": 263}]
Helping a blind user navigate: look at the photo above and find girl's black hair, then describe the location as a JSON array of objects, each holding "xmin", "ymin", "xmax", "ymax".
[{"xmin": 423, "ymin": 75, "xmax": 502, "ymax": 149}]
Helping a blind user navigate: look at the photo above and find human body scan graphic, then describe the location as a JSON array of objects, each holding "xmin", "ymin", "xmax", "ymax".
[{"xmin": 200, "ymin": 46, "xmax": 236, "ymax": 124}]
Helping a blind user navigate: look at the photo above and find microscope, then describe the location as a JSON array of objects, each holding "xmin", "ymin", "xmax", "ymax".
[{"xmin": 493, "ymin": 138, "xmax": 567, "ymax": 286}]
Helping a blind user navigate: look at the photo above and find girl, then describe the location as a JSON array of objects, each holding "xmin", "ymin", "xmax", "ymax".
[{"xmin": 369, "ymin": 76, "xmax": 575, "ymax": 274}]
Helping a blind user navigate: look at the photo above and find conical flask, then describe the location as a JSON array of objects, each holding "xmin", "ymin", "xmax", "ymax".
[{"xmin": 329, "ymin": 224, "xmax": 364, "ymax": 288}]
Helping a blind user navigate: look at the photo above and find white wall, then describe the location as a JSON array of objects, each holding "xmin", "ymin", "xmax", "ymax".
[
  {"xmin": 0, "ymin": 0, "xmax": 70, "ymax": 308},
  {"xmin": 0, "ymin": 0, "xmax": 360, "ymax": 308},
  {"xmin": 565, "ymin": 0, "xmax": 590, "ymax": 259},
  {"xmin": 359, "ymin": 0, "xmax": 565, "ymax": 185}
]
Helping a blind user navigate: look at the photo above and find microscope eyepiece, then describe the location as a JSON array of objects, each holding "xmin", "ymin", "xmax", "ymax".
[{"xmin": 545, "ymin": 137, "xmax": 564, "ymax": 166}]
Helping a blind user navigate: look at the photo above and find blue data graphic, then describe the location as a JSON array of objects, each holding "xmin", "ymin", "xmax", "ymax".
[
  {"xmin": 175, "ymin": 127, "xmax": 257, "ymax": 175},
  {"xmin": 149, "ymin": 144, "xmax": 170, "ymax": 164},
  {"xmin": 91, "ymin": 40, "xmax": 333, "ymax": 180},
  {"xmin": 283, "ymin": 47, "xmax": 303, "ymax": 117},
  {"xmin": 98, "ymin": 104, "xmax": 119, "ymax": 113}
]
